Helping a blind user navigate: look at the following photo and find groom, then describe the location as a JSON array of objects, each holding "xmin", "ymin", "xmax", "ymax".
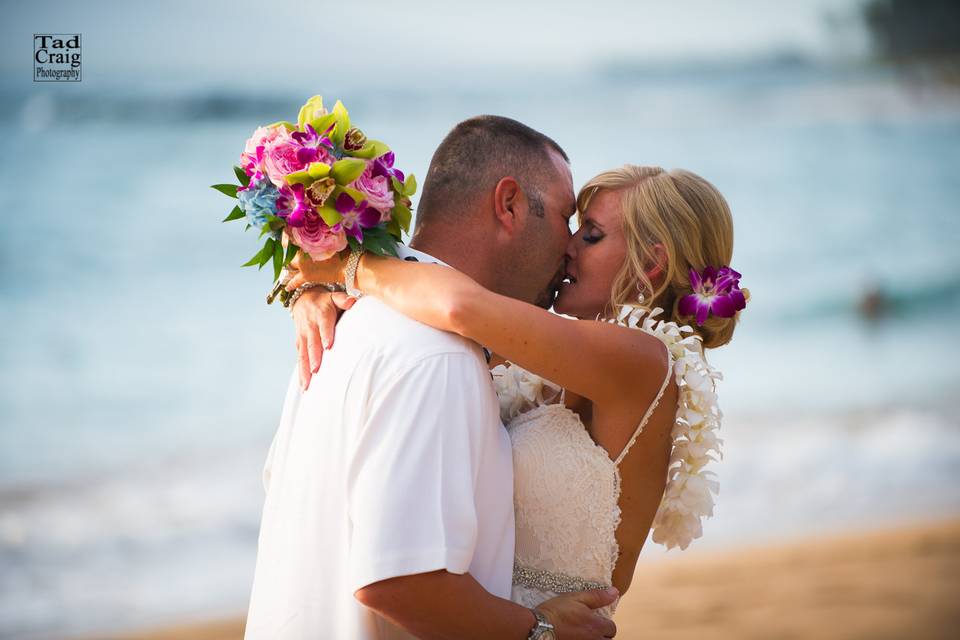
[{"xmin": 244, "ymin": 116, "xmax": 618, "ymax": 639}]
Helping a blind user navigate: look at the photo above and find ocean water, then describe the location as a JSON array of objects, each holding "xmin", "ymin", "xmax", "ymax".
[{"xmin": 1, "ymin": 64, "xmax": 959, "ymax": 638}]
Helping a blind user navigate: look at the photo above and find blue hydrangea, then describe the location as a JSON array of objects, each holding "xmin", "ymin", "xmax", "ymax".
[{"xmin": 237, "ymin": 179, "xmax": 280, "ymax": 228}]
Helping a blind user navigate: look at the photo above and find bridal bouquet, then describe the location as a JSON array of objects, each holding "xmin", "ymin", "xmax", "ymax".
[{"xmin": 212, "ymin": 95, "xmax": 416, "ymax": 282}]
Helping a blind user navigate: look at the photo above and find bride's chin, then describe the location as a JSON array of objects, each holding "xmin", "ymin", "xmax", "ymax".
[
  {"xmin": 554, "ymin": 286, "xmax": 603, "ymax": 320},
  {"xmin": 553, "ymin": 286, "xmax": 580, "ymax": 318}
]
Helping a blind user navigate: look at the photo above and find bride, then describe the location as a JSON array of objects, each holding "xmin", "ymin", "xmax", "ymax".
[{"xmin": 285, "ymin": 164, "xmax": 745, "ymax": 618}]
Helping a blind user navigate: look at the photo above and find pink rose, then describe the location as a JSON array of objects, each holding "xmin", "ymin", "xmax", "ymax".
[
  {"xmin": 239, "ymin": 125, "xmax": 286, "ymax": 175},
  {"xmin": 290, "ymin": 209, "xmax": 348, "ymax": 261},
  {"xmin": 262, "ymin": 130, "xmax": 305, "ymax": 189},
  {"xmin": 351, "ymin": 163, "xmax": 395, "ymax": 220},
  {"xmin": 243, "ymin": 125, "xmax": 285, "ymax": 157}
]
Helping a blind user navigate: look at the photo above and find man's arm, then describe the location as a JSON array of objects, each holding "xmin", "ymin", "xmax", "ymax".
[{"xmin": 356, "ymin": 570, "xmax": 618, "ymax": 640}]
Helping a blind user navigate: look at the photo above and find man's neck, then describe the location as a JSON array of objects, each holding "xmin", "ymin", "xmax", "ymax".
[{"xmin": 409, "ymin": 236, "xmax": 497, "ymax": 292}]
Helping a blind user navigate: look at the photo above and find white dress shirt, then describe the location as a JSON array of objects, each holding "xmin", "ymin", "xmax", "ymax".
[{"xmin": 245, "ymin": 247, "xmax": 515, "ymax": 639}]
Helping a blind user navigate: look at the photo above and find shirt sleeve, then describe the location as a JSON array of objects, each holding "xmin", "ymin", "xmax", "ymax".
[
  {"xmin": 262, "ymin": 367, "xmax": 302, "ymax": 494},
  {"xmin": 345, "ymin": 351, "xmax": 496, "ymax": 593}
]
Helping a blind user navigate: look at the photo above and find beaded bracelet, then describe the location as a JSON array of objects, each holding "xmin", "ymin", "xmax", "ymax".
[{"xmin": 345, "ymin": 249, "xmax": 365, "ymax": 298}]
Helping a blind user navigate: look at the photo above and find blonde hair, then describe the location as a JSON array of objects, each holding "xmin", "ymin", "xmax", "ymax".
[{"xmin": 577, "ymin": 165, "xmax": 742, "ymax": 349}]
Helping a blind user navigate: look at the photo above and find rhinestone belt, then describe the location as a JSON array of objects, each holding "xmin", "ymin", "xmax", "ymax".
[{"xmin": 513, "ymin": 563, "xmax": 610, "ymax": 594}]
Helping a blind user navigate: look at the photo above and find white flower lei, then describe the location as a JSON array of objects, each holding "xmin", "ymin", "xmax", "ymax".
[
  {"xmin": 490, "ymin": 362, "xmax": 561, "ymax": 423},
  {"xmin": 490, "ymin": 302, "xmax": 723, "ymax": 552},
  {"xmin": 608, "ymin": 303, "xmax": 723, "ymax": 551}
]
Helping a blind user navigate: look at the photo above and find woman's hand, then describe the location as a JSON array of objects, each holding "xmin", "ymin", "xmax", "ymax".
[
  {"xmin": 291, "ymin": 289, "xmax": 356, "ymax": 391},
  {"xmin": 284, "ymin": 248, "xmax": 350, "ymax": 293}
]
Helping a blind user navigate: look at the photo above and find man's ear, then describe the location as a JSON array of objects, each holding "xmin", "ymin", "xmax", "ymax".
[{"xmin": 493, "ymin": 176, "xmax": 523, "ymax": 235}]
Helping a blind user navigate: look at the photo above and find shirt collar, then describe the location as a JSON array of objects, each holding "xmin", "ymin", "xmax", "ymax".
[
  {"xmin": 396, "ymin": 245, "xmax": 451, "ymax": 267},
  {"xmin": 394, "ymin": 244, "xmax": 490, "ymax": 364}
]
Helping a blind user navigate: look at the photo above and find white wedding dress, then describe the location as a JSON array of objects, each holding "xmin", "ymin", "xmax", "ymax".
[{"xmin": 492, "ymin": 305, "xmax": 723, "ymax": 619}]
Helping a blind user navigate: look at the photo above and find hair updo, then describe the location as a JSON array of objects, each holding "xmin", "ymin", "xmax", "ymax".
[{"xmin": 576, "ymin": 165, "xmax": 743, "ymax": 349}]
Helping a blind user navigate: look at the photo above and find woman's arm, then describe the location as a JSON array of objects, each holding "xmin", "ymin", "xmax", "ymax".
[
  {"xmin": 284, "ymin": 250, "xmax": 669, "ymax": 405},
  {"xmin": 354, "ymin": 254, "xmax": 670, "ymax": 408}
]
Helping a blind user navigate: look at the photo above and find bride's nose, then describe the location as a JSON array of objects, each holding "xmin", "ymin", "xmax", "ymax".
[{"xmin": 565, "ymin": 232, "xmax": 579, "ymax": 262}]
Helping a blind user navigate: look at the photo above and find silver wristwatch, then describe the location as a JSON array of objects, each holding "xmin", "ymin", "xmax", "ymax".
[{"xmin": 527, "ymin": 608, "xmax": 556, "ymax": 640}]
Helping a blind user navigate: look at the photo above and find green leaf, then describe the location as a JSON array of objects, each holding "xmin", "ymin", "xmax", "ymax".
[
  {"xmin": 386, "ymin": 219, "xmax": 402, "ymax": 240},
  {"xmin": 347, "ymin": 236, "xmax": 361, "ymax": 252},
  {"xmin": 241, "ymin": 244, "xmax": 267, "ymax": 267},
  {"xmin": 364, "ymin": 232, "xmax": 399, "ymax": 258},
  {"xmin": 222, "ymin": 205, "xmax": 245, "ymax": 223},
  {"xmin": 350, "ymin": 139, "xmax": 391, "ymax": 159},
  {"xmin": 330, "ymin": 158, "xmax": 366, "ymax": 185},
  {"xmin": 382, "ymin": 240, "xmax": 400, "ymax": 257},
  {"xmin": 259, "ymin": 224, "xmax": 272, "ymax": 238},
  {"xmin": 258, "ymin": 238, "xmax": 276, "ymax": 270},
  {"xmin": 362, "ymin": 226, "xmax": 400, "ymax": 258},
  {"xmin": 363, "ymin": 236, "xmax": 387, "ymax": 256},
  {"xmin": 272, "ymin": 240, "xmax": 283, "ymax": 280},
  {"xmin": 211, "ymin": 184, "xmax": 238, "ymax": 198},
  {"xmin": 392, "ymin": 202, "xmax": 412, "ymax": 233},
  {"xmin": 233, "ymin": 166, "xmax": 249, "ymax": 186},
  {"xmin": 402, "ymin": 173, "xmax": 417, "ymax": 197},
  {"xmin": 390, "ymin": 176, "xmax": 403, "ymax": 194},
  {"xmin": 284, "ymin": 241, "xmax": 298, "ymax": 267}
]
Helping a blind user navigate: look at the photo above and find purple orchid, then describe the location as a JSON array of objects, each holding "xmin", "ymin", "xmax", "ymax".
[
  {"xmin": 290, "ymin": 124, "xmax": 335, "ymax": 166},
  {"xmin": 678, "ymin": 266, "xmax": 747, "ymax": 326},
  {"xmin": 275, "ymin": 183, "xmax": 312, "ymax": 227},
  {"xmin": 239, "ymin": 145, "xmax": 267, "ymax": 189},
  {"xmin": 371, "ymin": 151, "xmax": 405, "ymax": 184},
  {"xmin": 334, "ymin": 192, "xmax": 381, "ymax": 242}
]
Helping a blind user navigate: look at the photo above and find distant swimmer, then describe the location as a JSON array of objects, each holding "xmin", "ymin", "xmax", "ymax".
[{"xmin": 858, "ymin": 284, "xmax": 891, "ymax": 320}]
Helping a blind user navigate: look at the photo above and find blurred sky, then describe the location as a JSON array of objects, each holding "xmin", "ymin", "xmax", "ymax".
[{"xmin": 3, "ymin": 0, "xmax": 871, "ymax": 89}]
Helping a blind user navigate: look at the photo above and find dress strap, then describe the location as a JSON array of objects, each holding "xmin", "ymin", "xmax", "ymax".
[{"xmin": 613, "ymin": 347, "xmax": 674, "ymax": 466}]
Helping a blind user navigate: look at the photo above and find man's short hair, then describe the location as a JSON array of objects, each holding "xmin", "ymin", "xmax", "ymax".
[{"xmin": 416, "ymin": 115, "xmax": 568, "ymax": 225}]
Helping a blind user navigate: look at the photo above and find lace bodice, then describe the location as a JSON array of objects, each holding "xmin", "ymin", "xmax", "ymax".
[
  {"xmin": 506, "ymin": 402, "xmax": 623, "ymax": 615},
  {"xmin": 491, "ymin": 305, "xmax": 724, "ymax": 617}
]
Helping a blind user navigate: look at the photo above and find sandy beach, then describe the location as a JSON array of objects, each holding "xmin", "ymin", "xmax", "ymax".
[{"xmin": 111, "ymin": 518, "xmax": 959, "ymax": 640}]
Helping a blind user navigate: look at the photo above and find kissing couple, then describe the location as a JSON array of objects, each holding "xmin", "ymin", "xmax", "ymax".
[{"xmin": 244, "ymin": 115, "xmax": 745, "ymax": 639}]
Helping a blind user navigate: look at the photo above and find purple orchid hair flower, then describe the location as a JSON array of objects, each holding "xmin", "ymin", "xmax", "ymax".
[{"xmin": 678, "ymin": 265, "xmax": 747, "ymax": 326}]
